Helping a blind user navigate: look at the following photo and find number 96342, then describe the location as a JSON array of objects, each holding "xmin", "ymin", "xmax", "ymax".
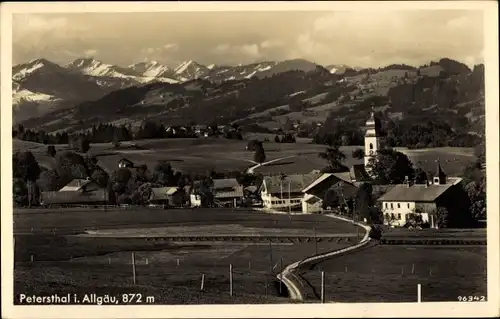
[{"xmin": 458, "ymin": 295, "xmax": 486, "ymax": 302}]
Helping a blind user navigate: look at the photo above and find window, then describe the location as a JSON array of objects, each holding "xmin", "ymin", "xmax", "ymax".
[
  {"xmin": 397, "ymin": 203, "xmax": 401, "ymax": 208},
  {"xmin": 407, "ymin": 203, "xmax": 410, "ymax": 209},
  {"xmin": 369, "ymin": 143, "xmax": 373, "ymax": 150},
  {"xmin": 397, "ymin": 213, "xmax": 401, "ymax": 220},
  {"xmin": 390, "ymin": 203, "xmax": 394, "ymax": 209},
  {"xmin": 384, "ymin": 203, "xmax": 388, "ymax": 209}
]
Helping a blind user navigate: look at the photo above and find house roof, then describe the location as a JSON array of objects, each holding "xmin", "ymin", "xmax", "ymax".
[
  {"xmin": 263, "ymin": 173, "xmax": 321, "ymax": 194},
  {"xmin": 213, "ymin": 178, "xmax": 240, "ymax": 189},
  {"xmin": 377, "ymin": 183, "xmax": 455, "ymax": 202},
  {"xmin": 215, "ymin": 188, "xmax": 244, "ymax": 199},
  {"xmin": 150, "ymin": 187, "xmax": 182, "ymax": 200},
  {"xmin": 59, "ymin": 179, "xmax": 94, "ymax": 191},
  {"xmin": 302, "ymin": 173, "xmax": 355, "ymax": 194}
]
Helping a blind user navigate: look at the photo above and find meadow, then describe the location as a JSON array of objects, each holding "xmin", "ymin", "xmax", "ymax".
[
  {"xmin": 14, "ymin": 136, "xmax": 474, "ymax": 178},
  {"xmin": 301, "ymin": 244, "xmax": 487, "ymax": 302}
]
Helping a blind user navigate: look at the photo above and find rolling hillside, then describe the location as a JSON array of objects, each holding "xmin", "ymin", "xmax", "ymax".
[{"xmin": 16, "ymin": 58, "xmax": 485, "ymax": 141}]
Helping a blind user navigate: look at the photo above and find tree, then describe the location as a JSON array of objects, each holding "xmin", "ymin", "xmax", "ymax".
[
  {"xmin": 414, "ymin": 167, "xmax": 428, "ymax": 184},
  {"xmin": 47, "ymin": 145, "xmax": 57, "ymax": 158},
  {"xmin": 323, "ymin": 188, "xmax": 339, "ymax": 210},
  {"xmin": 253, "ymin": 144, "xmax": 266, "ymax": 164},
  {"xmin": 436, "ymin": 207, "xmax": 449, "ymax": 228},
  {"xmin": 366, "ymin": 148, "xmax": 415, "ymax": 184},
  {"xmin": 91, "ymin": 169, "xmax": 110, "ymax": 188},
  {"xmin": 246, "ymin": 139, "xmax": 261, "ymax": 151},
  {"xmin": 55, "ymin": 151, "xmax": 89, "ymax": 184},
  {"xmin": 37, "ymin": 169, "xmax": 61, "ymax": 192},
  {"xmin": 13, "ymin": 178, "xmax": 28, "ymax": 206},
  {"xmin": 352, "ymin": 148, "xmax": 365, "ymax": 160},
  {"xmin": 274, "ymin": 135, "xmax": 281, "ymax": 143},
  {"xmin": 13, "ymin": 151, "xmax": 41, "ymax": 183},
  {"xmin": 134, "ymin": 164, "xmax": 151, "ymax": 184},
  {"xmin": 354, "ymin": 183, "xmax": 374, "ymax": 221},
  {"xmin": 464, "ymin": 179, "xmax": 486, "ymax": 221},
  {"xmin": 153, "ymin": 161, "xmax": 175, "ymax": 186},
  {"xmin": 319, "ymin": 146, "xmax": 347, "ymax": 172}
]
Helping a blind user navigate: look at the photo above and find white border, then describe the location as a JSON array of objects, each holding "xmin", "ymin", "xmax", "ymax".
[{"xmin": 1, "ymin": 2, "xmax": 499, "ymax": 318}]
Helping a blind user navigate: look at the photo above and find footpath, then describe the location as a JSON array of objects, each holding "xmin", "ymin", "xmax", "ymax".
[{"xmin": 263, "ymin": 210, "xmax": 373, "ymax": 302}]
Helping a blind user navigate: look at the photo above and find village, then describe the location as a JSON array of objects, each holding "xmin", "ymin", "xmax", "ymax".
[{"xmin": 34, "ymin": 110, "xmax": 473, "ymax": 230}]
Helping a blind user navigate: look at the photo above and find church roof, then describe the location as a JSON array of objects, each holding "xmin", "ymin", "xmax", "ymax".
[
  {"xmin": 365, "ymin": 111, "xmax": 382, "ymax": 132},
  {"xmin": 377, "ymin": 183, "xmax": 454, "ymax": 202}
]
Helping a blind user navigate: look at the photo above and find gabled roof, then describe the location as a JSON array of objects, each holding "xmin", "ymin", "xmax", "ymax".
[
  {"xmin": 59, "ymin": 179, "xmax": 94, "ymax": 191},
  {"xmin": 263, "ymin": 173, "xmax": 321, "ymax": 194},
  {"xmin": 302, "ymin": 172, "xmax": 355, "ymax": 194},
  {"xmin": 213, "ymin": 178, "xmax": 240, "ymax": 189},
  {"xmin": 215, "ymin": 188, "xmax": 244, "ymax": 199},
  {"xmin": 150, "ymin": 187, "xmax": 183, "ymax": 200},
  {"xmin": 377, "ymin": 183, "xmax": 455, "ymax": 202}
]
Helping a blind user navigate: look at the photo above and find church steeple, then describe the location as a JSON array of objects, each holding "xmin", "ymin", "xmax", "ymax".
[
  {"xmin": 364, "ymin": 105, "xmax": 383, "ymax": 170},
  {"xmin": 433, "ymin": 159, "xmax": 447, "ymax": 185}
]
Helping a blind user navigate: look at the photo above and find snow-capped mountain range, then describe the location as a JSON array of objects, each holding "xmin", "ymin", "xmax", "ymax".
[{"xmin": 12, "ymin": 57, "xmax": 347, "ymax": 122}]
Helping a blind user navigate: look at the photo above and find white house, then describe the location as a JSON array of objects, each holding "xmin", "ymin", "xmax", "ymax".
[
  {"xmin": 377, "ymin": 162, "xmax": 462, "ymax": 228},
  {"xmin": 261, "ymin": 173, "xmax": 321, "ymax": 211}
]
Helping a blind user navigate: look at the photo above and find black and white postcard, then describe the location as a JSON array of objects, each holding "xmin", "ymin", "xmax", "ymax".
[{"xmin": 1, "ymin": 1, "xmax": 498, "ymax": 318}]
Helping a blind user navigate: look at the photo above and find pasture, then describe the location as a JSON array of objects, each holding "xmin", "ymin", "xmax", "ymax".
[
  {"xmin": 13, "ymin": 137, "xmax": 475, "ymax": 177},
  {"xmin": 301, "ymin": 244, "xmax": 487, "ymax": 302},
  {"xmin": 13, "ymin": 207, "xmax": 360, "ymax": 235},
  {"xmin": 14, "ymin": 208, "xmax": 358, "ymax": 304}
]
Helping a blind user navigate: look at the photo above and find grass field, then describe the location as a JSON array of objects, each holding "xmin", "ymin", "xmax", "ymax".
[
  {"xmin": 13, "ymin": 207, "xmax": 361, "ymax": 304},
  {"xmin": 13, "ymin": 208, "xmax": 360, "ymax": 235},
  {"xmin": 13, "ymin": 138, "xmax": 474, "ymax": 177},
  {"xmin": 301, "ymin": 244, "xmax": 487, "ymax": 302}
]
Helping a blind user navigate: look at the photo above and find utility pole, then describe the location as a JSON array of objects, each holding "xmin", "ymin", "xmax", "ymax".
[
  {"xmin": 288, "ymin": 180, "xmax": 291, "ymax": 215},
  {"xmin": 314, "ymin": 225, "xmax": 318, "ymax": 255}
]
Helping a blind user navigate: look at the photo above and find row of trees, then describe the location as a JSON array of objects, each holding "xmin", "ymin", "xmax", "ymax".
[{"xmin": 13, "ymin": 120, "xmax": 246, "ymax": 147}]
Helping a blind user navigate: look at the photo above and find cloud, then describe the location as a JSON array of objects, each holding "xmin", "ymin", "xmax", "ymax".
[
  {"xmin": 11, "ymin": 11, "xmax": 484, "ymax": 69},
  {"xmin": 83, "ymin": 49, "xmax": 98, "ymax": 57},
  {"xmin": 163, "ymin": 43, "xmax": 179, "ymax": 50}
]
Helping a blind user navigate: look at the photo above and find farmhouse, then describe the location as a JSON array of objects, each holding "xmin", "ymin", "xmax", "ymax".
[
  {"xmin": 261, "ymin": 173, "xmax": 321, "ymax": 211},
  {"xmin": 212, "ymin": 178, "xmax": 244, "ymax": 206},
  {"xmin": 118, "ymin": 158, "xmax": 134, "ymax": 168},
  {"xmin": 149, "ymin": 187, "xmax": 187, "ymax": 207},
  {"xmin": 377, "ymin": 162, "xmax": 463, "ymax": 228},
  {"xmin": 190, "ymin": 178, "xmax": 244, "ymax": 207},
  {"xmin": 41, "ymin": 178, "xmax": 108, "ymax": 206},
  {"xmin": 301, "ymin": 172, "xmax": 358, "ymax": 214}
]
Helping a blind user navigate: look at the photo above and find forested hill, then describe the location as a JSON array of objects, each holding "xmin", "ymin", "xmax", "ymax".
[{"xmin": 19, "ymin": 58, "xmax": 484, "ymax": 148}]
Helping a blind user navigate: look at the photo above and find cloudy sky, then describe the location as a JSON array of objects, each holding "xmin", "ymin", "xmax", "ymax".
[{"xmin": 12, "ymin": 10, "xmax": 484, "ymax": 68}]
